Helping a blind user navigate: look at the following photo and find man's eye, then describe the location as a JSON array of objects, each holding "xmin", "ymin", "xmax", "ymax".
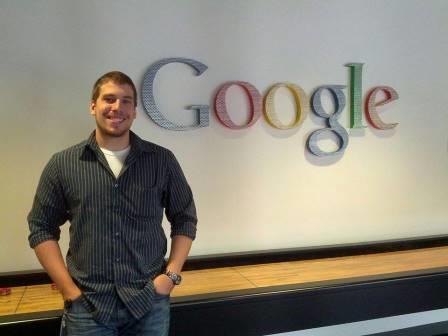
[{"xmin": 104, "ymin": 97, "xmax": 116, "ymax": 103}]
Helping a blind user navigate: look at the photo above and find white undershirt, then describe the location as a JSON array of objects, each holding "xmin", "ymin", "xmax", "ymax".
[{"xmin": 100, "ymin": 146, "xmax": 131, "ymax": 178}]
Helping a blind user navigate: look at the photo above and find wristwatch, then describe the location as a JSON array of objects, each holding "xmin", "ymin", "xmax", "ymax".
[{"xmin": 165, "ymin": 270, "xmax": 182, "ymax": 285}]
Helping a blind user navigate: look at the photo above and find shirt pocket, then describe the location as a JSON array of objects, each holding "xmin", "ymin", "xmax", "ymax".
[{"xmin": 129, "ymin": 185, "xmax": 162, "ymax": 219}]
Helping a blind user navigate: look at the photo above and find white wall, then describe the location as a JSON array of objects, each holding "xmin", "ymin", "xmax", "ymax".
[{"xmin": 0, "ymin": 0, "xmax": 447, "ymax": 272}]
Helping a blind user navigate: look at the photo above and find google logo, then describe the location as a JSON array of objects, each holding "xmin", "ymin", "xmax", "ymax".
[{"xmin": 142, "ymin": 58, "xmax": 399, "ymax": 157}]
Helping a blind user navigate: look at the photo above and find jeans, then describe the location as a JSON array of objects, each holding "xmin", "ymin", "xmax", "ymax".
[{"xmin": 60, "ymin": 294, "xmax": 170, "ymax": 336}]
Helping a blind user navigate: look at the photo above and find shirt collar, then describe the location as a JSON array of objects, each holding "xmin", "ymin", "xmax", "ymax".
[
  {"xmin": 129, "ymin": 131, "xmax": 156, "ymax": 154},
  {"xmin": 82, "ymin": 130, "xmax": 155, "ymax": 158}
]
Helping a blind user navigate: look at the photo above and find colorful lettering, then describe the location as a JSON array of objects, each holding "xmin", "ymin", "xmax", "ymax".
[
  {"xmin": 365, "ymin": 86, "xmax": 399, "ymax": 130},
  {"xmin": 307, "ymin": 85, "xmax": 349, "ymax": 156},
  {"xmin": 346, "ymin": 63, "xmax": 366, "ymax": 129},
  {"xmin": 141, "ymin": 58, "xmax": 209, "ymax": 131},
  {"xmin": 214, "ymin": 81, "xmax": 262, "ymax": 129},
  {"xmin": 264, "ymin": 83, "xmax": 309, "ymax": 130}
]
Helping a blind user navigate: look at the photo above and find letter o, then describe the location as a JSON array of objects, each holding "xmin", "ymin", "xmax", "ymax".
[{"xmin": 214, "ymin": 81, "xmax": 262, "ymax": 129}]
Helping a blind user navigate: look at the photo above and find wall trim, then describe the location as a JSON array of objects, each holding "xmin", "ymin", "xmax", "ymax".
[{"xmin": 2, "ymin": 234, "xmax": 448, "ymax": 287}]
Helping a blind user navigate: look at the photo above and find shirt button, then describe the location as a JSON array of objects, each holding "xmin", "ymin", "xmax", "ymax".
[
  {"xmin": 114, "ymin": 184, "xmax": 119, "ymax": 188},
  {"xmin": 115, "ymin": 232, "xmax": 120, "ymax": 237},
  {"xmin": 115, "ymin": 258, "xmax": 120, "ymax": 262}
]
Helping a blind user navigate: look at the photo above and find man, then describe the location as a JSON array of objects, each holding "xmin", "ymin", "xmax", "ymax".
[{"xmin": 28, "ymin": 71, "xmax": 197, "ymax": 335}]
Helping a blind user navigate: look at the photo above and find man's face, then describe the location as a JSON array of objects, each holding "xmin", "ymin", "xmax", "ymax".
[{"xmin": 90, "ymin": 81, "xmax": 137, "ymax": 139}]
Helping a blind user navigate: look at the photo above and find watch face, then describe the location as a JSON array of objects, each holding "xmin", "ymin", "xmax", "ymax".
[{"xmin": 166, "ymin": 271, "xmax": 182, "ymax": 285}]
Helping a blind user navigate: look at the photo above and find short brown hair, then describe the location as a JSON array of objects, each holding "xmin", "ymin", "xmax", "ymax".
[{"xmin": 91, "ymin": 71, "xmax": 137, "ymax": 107}]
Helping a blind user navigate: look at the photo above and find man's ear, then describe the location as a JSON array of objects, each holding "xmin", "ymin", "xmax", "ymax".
[{"xmin": 90, "ymin": 101, "xmax": 96, "ymax": 115}]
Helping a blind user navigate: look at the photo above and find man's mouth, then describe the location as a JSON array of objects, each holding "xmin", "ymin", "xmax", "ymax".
[{"xmin": 107, "ymin": 116, "xmax": 125, "ymax": 123}]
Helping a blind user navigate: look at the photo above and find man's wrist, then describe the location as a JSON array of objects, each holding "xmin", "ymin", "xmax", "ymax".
[
  {"xmin": 62, "ymin": 286, "xmax": 82, "ymax": 301},
  {"xmin": 165, "ymin": 270, "xmax": 182, "ymax": 285}
]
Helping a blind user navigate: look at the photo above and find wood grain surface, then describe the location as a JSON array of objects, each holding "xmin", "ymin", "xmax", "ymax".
[{"xmin": 1, "ymin": 246, "xmax": 447, "ymax": 317}]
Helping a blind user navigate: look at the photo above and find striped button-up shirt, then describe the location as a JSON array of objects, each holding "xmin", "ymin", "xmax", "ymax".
[{"xmin": 28, "ymin": 131, "xmax": 197, "ymax": 323}]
